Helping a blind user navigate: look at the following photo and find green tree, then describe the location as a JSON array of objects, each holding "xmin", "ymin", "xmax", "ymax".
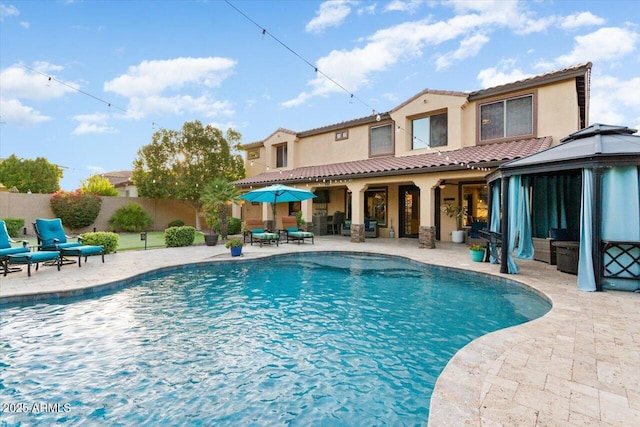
[
  {"xmin": 200, "ymin": 177, "xmax": 240, "ymax": 239},
  {"xmin": 0, "ymin": 154, "xmax": 62, "ymax": 193},
  {"xmin": 132, "ymin": 120, "xmax": 245, "ymax": 229},
  {"xmin": 81, "ymin": 175, "xmax": 118, "ymax": 196}
]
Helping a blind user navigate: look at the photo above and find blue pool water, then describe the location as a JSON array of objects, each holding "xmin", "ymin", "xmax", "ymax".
[{"xmin": 0, "ymin": 252, "xmax": 550, "ymax": 425}]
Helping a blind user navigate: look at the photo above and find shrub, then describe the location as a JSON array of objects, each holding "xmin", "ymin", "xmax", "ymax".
[
  {"xmin": 168, "ymin": 219, "xmax": 185, "ymax": 228},
  {"xmin": 109, "ymin": 204, "xmax": 152, "ymax": 232},
  {"xmin": 50, "ymin": 190, "xmax": 102, "ymax": 230},
  {"xmin": 164, "ymin": 226, "xmax": 195, "ymax": 247},
  {"xmin": 227, "ymin": 217, "xmax": 242, "ymax": 235},
  {"xmin": 2, "ymin": 217, "xmax": 25, "ymax": 238},
  {"xmin": 80, "ymin": 231, "xmax": 119, "ymax": 254}
]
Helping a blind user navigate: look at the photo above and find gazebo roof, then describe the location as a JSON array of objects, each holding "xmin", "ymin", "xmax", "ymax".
[{"xmin": 498, "ymin": 124, "xmax": 640, "ymax": 176}]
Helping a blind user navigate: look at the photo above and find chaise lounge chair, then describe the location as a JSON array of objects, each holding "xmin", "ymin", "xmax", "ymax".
[
  {"xmin": 1, "ymin": 219, "xmax": 30, "ymax": 274},
  {"xmin": 245, "ymin": 219, "xmax": 279, "ymax": 247},
  {"xmin": 33, "ymin": 218, "xmax": 105, "ymax": 267},
  {"xmin": 281, "ymin": 216, "xmax": 314, "ymax": 244}
]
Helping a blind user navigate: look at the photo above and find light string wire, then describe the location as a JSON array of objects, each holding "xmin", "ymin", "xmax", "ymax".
[{"xmin": 18, "ymin": 63, "xmax": 127, "ymax": 113}]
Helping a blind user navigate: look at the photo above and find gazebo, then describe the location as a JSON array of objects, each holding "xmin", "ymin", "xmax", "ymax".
[{"xmin": 487, "ymin": 124, "xmax": 640, "ymax": 292}]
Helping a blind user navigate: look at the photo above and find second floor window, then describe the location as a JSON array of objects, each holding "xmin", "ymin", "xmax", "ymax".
[
  {"xmin": 480, "ymin": 94, "xmax": 533, "ymax": 142},
  {"xmin": 276, "ymin": 144, "xmax": 287, "ymax": 168},
  {"xmin": 412, "ymin": 112, "xmax": 447, "ymax": 149},
  {"xmin": 370, "ymin": 124, "xmax": 393, "ymax": 157}
]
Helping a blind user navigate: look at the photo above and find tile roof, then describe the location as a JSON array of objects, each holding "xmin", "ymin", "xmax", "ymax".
[
  {"xmin": 102, "ymin": 170, "xmax": 133, "ymax": 187},
  {"xmin": 235, "ymin": 136, "xmax": 552, "ymax": 187}
]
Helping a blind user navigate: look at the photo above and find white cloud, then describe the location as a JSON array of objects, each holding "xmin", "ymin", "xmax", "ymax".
[
  {"xmin": 560, "ymin": 11, "xmax": 605, "ymax": 30},
  {"xmin": 306, "ymin": 0, "xmax": 355, "ymax": 34},
  {"xmin": 0, "ymin": 63, "xmax": 76, "ymax": 100},
  {"xmin": 435, "ymin": 33, "xmax": 489, "ymax": 70},
  {"xmin": 385, "ymin": 0, "xmax": 424, "ymax": 13},
  {"xmin": 104, "ymin": 57, "xmax": 237, "ymax": 120},
  {"xmin": 590, "ymin": 74, "xmax": 640, "ymax": 129},
  {"xmin": 0, "ymin": 4, "xmax": 19, "ymax": 21},
  {"xmin": 104, "ymin": 57, "xmax": 236, "ymax": 98},
  {"xmin": 554, "ymin": 27, "xmax": 638, "ymax": 67},
  {"xmin": 126, "ymin": 95, "xmax": 234, "ymax": 121},
  {"xmin": 0, "ymin": 98, "xmax": 50, "ymax": 126},
  {"xmin": 19, "ymin": 21, "xmax": 29, "ymax": 29},
  {"xmin": 72, "ymin": 112, "xmax": 116, "ymax": 135},
  {"xmin": 477, "ymin": 62, "xmax": 532, "ymax": 88},
  {"xmin": 0, "ymin": 62, "xmax": 77, "ymax": 127}
]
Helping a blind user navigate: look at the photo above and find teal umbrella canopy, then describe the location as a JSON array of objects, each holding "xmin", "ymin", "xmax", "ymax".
[{"xmin": 239, "ymin": 184, "xmax": 316, "ymax": 228}]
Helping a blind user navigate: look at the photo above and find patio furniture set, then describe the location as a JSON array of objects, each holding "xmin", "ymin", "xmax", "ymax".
[{"xmin": 0, "ymin": 218, "xmax": 105, "ymax": 277}]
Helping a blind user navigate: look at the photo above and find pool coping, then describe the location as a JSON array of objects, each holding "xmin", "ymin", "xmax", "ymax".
[{"xmin": 1, "ymin": 237, "xmax": 639, "ymax": 425}]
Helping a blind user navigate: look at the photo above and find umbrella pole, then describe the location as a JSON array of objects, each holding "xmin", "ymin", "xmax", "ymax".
[{"xmin": 272, "ymin": 202, "xmax": 276, "ymax": 231}]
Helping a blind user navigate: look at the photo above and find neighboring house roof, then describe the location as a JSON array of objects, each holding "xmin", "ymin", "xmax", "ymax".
[
  {"xmin": 102, "ymin": 170, "xmax": 133, "ymax": 188},
  {"xmin": 235, "ymin": 136, "xmax": 552, "ymax": 187}
]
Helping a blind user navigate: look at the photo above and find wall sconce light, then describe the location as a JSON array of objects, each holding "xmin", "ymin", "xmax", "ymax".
[{"xmin": 439, "ymin": 181, "xmax": 446, "ymax": 189}]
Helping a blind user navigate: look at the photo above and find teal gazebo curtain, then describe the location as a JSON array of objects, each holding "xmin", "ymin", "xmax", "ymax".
[
  {"xmin": 532, "ymin": 175, "xmax": 581, "ymax": 238},
  {"xmin": 577, "ymin": 169, "xmax": 596, "ymax": 291},
  {"xmin": 515, "ymin": 176, "xmax": 534, "ymax": 259},
  {"xmin": 507, "ymin": 176, "xmax": 521, "ymax": 273},
  {"xmin": 600, "ymin": 166, "xmax": 640, "ymax": 291}
]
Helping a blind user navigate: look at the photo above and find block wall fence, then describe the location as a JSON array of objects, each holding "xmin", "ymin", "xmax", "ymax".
[{"xmin": 0, "ymin": 193, "xmax": 198, "ymax": 235}]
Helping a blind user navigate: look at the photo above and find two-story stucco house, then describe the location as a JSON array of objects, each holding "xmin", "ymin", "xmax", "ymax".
[{"xmin": 235, "ymin": 62, "xmax": 591, "ymax": 246}]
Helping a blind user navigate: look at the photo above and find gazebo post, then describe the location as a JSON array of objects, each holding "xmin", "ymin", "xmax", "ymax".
[{"xmin": 593, "ymin": 167, "xmax": 604, "ymax": 291}]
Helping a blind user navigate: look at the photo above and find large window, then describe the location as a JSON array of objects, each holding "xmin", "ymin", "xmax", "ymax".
[
  {"xmin": 412, "ymin": 112, "xmax": 447, "ymax": 149},
  {"xmin": 275, "ymin": 144, "xmax": 287, "ymax": 168},
  {"xmin": 365, "ymin": 188, "xmax": 387, "ymax": 227},
  {"xmin": 369, "ymin": 124, "xmax": 393, "ymax": 157},
  {"xmin": 480, "ymin": 94, "xmax": 533, "ymax": 142}
]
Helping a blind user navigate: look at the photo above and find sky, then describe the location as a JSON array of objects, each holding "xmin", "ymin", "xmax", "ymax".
[{"xmin": 1, "ymin": 0, "xmax": 639, "ymax": 191}]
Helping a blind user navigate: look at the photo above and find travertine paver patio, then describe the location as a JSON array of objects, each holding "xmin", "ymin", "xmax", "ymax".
[{"xmin": 1, "ymin": 237, "xmax": 639, "ymax": 426}]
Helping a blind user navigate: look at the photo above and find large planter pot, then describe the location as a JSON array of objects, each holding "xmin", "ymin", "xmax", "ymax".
[
  {"xmin": 470, "ymin": 249, "xmax": 484, "ymax": 262},
  {"xmin": 451, "ymin": 230, "xmax": 465, "ymax": 243},
  {"xmin": 204, "ymin": 234, "xmax": 219, "ymax": 246},
  {"xmin": 230, "ymin": 246, "xmax": 242, "ymax": 257}
]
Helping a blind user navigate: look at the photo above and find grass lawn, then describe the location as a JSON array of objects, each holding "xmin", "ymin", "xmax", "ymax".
[{"xmin": 18, "ymin": 231, "xmax": 205, "ymax": 252}]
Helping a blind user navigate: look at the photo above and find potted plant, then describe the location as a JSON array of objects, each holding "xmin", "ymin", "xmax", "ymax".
[
  {"xmin": 441, "ymin": 203, "xmax": 467, "ymax": 243},
  {"xmin": 200, "ymin": 178, "xmax": 240, "ymax": 246},
  {"xmin": 203, "ymin": 216, "xmax": 220, "ymax": 246},
  {"xmin": 469, "ymin": 243, "xmax": 485, "ymax": 262},
  {"xmin": 225, "ymin": 238, "xmax": 244, "ymax": 257}
]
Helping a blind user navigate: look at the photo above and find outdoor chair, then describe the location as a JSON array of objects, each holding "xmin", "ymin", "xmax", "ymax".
[
  {"xmin": 341, "ymin": 220, "xmax": 351, "ymax": 236},
  {"xmin": 0, "ymin": 219, "xmax": 30, "ymax": 274},
  {"xmin": 327, "ymin": 211, "xmax": 345, "ymax": 235},
  {"xmin": 281, "ymin": 216, "xmax": 314, "ymax": 244},
  {"xmin": 245, "ymin": 219, "xmax": 279, "ymax": 247},
  {"xmin": 364, "ymin": 219, "xmax": 378, "ymax": 238},
  {"xmin": 33, "ymin": 218, "xmax": 105, "ymax": 267}
]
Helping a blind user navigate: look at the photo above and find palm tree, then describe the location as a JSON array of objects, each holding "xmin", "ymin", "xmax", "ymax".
[{"xmin": 200, "ymin": 178, "xmax": 240, "ymax": 240}]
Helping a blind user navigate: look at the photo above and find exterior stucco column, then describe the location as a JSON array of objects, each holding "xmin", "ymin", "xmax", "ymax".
[
  {"xmin": 347, "ymin": 182, "xmax": 366, "ymax": 242},
  {"xmin": 413, "ymin": 177, "xmax": 440, "ymax": 249}
]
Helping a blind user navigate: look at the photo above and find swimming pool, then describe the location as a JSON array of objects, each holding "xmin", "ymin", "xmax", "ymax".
[{"xmin": 0, "ymin": 252, "xmax": 550, "ymax": 425}]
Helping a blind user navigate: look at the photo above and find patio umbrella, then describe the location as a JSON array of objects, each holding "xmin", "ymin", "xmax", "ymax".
[{"xmin": 239, "ymin": 184, "xmax": 316, "ymax": 229}]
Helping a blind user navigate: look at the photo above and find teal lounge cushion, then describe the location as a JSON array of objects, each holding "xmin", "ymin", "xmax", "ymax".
[
  {"xmin": 286, "ymin": 227, "xmax": 299, "ymax": 233},
  {"xmin": 251, "ymin": 228, "xmax": 264, "ymax": 234},
  {"xmin": 8, "ymin": 251, "xmax": 60, "ymax": 264},
  {"xmin": 290, "ymin": 231, "xmax": 313, "ymax": 238},
  {"xmin": 0, "ymin": 246, "xmax": 29, "ymax": 257},
  {"xmin": 61, "ymin": 245, "xmax": 103, "ymax": 256}
]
